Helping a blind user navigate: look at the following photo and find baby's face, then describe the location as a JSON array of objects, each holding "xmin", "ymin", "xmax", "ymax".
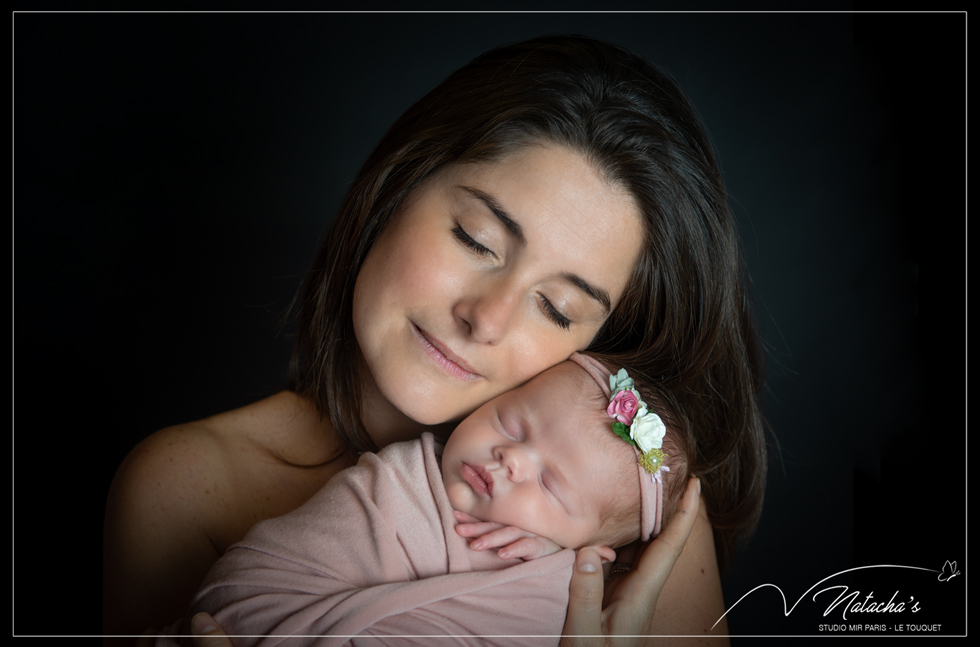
[{"xmin": 442, "ymin": 361, "xmax": 625, "ymax": 549}]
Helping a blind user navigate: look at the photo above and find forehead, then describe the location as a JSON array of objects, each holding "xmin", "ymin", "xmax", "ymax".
[{"xmin": 519, "ymin": 361, "xmax": 604, "ymax": 408}]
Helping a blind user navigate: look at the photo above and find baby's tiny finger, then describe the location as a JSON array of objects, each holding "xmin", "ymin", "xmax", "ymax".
[
  {"xmin": 470, "ymin": 525, "xmax": 526, "ymax": 550},
  {"xmin": 453, "ymin": 510, "xmax": 483, "ymax": 524},
  {"xmin": 454, "ymin": 520, "xmax": 506, "ymax": 538},
  {"xmin": 498, "ymin": 536, "xmax": 539, "ymax": 560}
]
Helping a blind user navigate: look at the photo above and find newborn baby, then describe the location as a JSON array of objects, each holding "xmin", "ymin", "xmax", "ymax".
[{"xmin": 176, "ymin": 354, "xmax": 687, "ymax": 646}]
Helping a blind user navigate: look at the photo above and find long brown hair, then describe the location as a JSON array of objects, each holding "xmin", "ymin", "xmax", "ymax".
[{"xmin": 288, "ymin": 35, "xmax": 768, "ymax": 570}]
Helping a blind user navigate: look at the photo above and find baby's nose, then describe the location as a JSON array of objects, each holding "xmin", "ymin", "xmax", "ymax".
[{"xmin": 499, "ymin": 446, "xmax": 528, "ymax": 482}]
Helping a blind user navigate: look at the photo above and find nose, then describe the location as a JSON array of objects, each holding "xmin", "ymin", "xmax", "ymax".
[
  {"xmin": 495, "ymin": 445, "xmax": 530, "ymax": 483},
  {"xmin": 453, "ymin": 275, "xmax": 523, "ymax": 345}
]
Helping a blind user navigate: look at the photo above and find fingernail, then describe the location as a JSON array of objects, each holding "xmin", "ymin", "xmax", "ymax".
[
  {"xmin": 697, "ymin": 477, "xmax": 701, "ymax": 494},
  {"xmin": 191, "ymin": 612, "xmax": 216, "ymax": 634},
  {"xmin": 577, "ymin": 548, "xmax": 599, "ymax": 573},
  {"xmin": 472, "ymin": 541, "xmax": 484, "ymax": 550},
  {"xmin": 499, "ymin": 550, "xmax": 511, "ymax": 559}
]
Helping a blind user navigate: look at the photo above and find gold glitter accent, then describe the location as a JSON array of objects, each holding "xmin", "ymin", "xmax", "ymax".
[{"xmin": 638, "ymin": 448, "xmax": 668, "ymax": 474}]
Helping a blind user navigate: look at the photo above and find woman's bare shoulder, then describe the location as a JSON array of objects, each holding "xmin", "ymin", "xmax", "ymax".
[
  {"xmin": 105, "ymin": 391, "xmax": 346, "ymax": 552},
  {"xmin": 103, "ymin": 391, "xmax": 349, "ymax": 635},
  {"xmin": 107, "ymin": 393, "xmax": 319, "ymax": 520},
  {"xmin": 648, "ymin": 496, "xmax": 730, "ymax": 645}
]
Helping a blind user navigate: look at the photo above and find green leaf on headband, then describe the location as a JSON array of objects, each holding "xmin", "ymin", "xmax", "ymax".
[{"xmin": 611, "ymin": 422, "xmax": 636, "ymax": 446}]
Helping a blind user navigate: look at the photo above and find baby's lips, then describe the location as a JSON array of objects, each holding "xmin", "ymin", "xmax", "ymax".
[{"xmin": 474, "ymin": 464, "xmax": 495, "ymax": 496}]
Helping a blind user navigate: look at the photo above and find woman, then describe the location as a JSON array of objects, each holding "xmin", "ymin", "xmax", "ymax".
[{"xmin": 104, "ymin": 35, "xmax": 766, "ymax": 644}]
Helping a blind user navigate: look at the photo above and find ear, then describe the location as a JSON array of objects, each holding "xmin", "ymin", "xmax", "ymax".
[{"xmin": 593, "ymin": 545, "xmax": 617, "ymax": 564}]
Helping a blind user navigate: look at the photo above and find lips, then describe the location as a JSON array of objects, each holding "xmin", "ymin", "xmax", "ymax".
[
  {"xmin": 411, "ymin": 322, "xmax": 481, "ymax": 380},
  {"xmin": 461, "ymin": 463, "xmax": 493, "ymax": 497}
]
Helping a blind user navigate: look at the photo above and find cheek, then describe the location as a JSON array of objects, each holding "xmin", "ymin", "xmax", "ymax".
[
  {"xmin": 385, "ymin": 230, "xmax": 469, "ymax": 304},
  {"xmin": 355, "ymin": 226, "xmax": 461, "ymax": 327},
  {"xmin": 495, "ymin": 333, "xmax": 595, "ymax": 393},
  {"xmin": 443, "ymin": 480, "xmax": 472, "ymax": 514},
  {"xmin": 496, "ymin": 490, "xmax": 559, "ymax": 539},
  {"xmin": 441, "ymin": 431, "xmax": 464, "ymax": 465}
]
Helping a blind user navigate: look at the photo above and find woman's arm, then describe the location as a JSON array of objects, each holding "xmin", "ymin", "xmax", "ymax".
[
  {"xmin": 103, "ymin": 392, "xmax": 350, "ymax": 643},
  {"xmin": 644, "ymin": 496, "xmax": 728, "ymax": 642},
  {"xmin": 103, "ymin": 424, "xmax": 230, "ymax": 641}
]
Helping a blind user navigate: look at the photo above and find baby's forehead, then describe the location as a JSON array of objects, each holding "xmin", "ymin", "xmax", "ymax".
[
  {"xmin": 531, "ymin": 361, "xmax": 609, "ymax": 410},
  {"xmin": 527, "ymin": 362, "xmax": 622, "ymax": 444}
]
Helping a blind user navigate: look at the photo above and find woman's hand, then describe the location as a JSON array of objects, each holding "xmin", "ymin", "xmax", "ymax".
[
  {"xmin": 188, "ymin": 613, "xmax": 234, "ymax": 647},
  {"xmin": 560, "ymin": 477, "xmax": 702, "ymax": 647},
  {"xmin": 453, "ymin": 510, "xmax": 571, "ymax": 561},
  {"xmin": 133, "ymin": 614, "xmax": 232, "ymax": 647}
]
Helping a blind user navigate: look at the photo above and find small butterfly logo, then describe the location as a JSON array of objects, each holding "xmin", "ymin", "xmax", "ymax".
[{"xmin": 938, "ymin": 560, "xmax": 960, "ymax": 582}]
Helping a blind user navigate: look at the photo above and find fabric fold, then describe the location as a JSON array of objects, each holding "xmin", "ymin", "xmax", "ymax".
[{"xmin": 173, "ymin": 433, "xmax": 574, "ymax": 647}]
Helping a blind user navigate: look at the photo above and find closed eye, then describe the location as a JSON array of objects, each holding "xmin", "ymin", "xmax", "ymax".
[
  {"xmin": 452, "ymin": 224, "xmax": 495, "ymax": 258},
  {"xmin": 495, "ymin": 410, "xmax": 522, "ymax": 442},
  {"xmin": 541, "ymin": 473, "xmax": 568, "ymax": 511},
  {"xmin": 539, "ymin": 294, "xmax": 571, "ymax": 330}
]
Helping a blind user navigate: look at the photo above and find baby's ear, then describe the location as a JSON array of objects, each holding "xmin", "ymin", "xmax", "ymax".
[{"xmin": 593, "ymin": 545, "xmax": 617, "ymax": 564}]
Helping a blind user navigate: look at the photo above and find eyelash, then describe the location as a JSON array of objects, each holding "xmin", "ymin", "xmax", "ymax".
[
  {"xmin": 452, "ymin": 225, "xmax": 494, "ymax": 257},
  {"xmin": 452, "ymin": 222, "xmax": 571, "ymax": 331},
  {"xmin": 541, "ymin": 474, "xmax": 561, "ymax": 503},
  {"xmin": 540, "ymin": 295, "xmax": 571, "ymax": 330}
]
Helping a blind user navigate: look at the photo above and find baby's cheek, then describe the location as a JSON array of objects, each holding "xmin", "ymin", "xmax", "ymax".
[{"xmin": 444, "ymin": 481, "xmax": 475, "ymax": 515}]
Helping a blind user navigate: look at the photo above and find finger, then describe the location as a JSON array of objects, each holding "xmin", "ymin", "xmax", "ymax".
[
  {"xmin": 561, "ymin": 547, "xmax": 605, "ymax": 642},
  {"xmin": 191, "ymin": 612, "xmax": 234, "ymax": 647},
  {"xmin": 452, "ymin": 510, "xmax": 483, "ymax": 524},
  {"xmin": 593, "ymin": 546, "xmax": 617, "ymax": 564},
  {"xmin": 629, "ymin": 477, "xmax": 701, "ymax": 599},
  {"xmin": 454, "ymin": 520, "xmax": 506, "ymax": 539},
  {"xmin": 469, "ymin": 525, "xmax": 529, "ymax": 550},
  {"xmin": 497, "ymin": 536, "xmax": 545, "ymax": 560}
]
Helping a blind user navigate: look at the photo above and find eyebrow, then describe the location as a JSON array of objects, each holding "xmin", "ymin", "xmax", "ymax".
[
  {"xmin": 563, "ymin": 273, "xmax": 611, "ymax": 315},
  {"xmin": 459, "ymin": 185, "xmax": 613, "ymax": 315},
  {"xmin": 460, "ymin": 186, "xmax": 526, "ymax": 246}
]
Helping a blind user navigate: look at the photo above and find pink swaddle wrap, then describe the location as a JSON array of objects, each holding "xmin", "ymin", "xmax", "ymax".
[
  {"xmin": 568, "ymin": 352, "xmax": 665, "ymax": 541},
  {"xmin": 173, "ymin": 433, "xmax": 575, "ymax": 646}
]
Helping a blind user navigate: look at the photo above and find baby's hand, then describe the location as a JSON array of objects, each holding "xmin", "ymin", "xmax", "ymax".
[{"xmin": 453, "ymin": 510, "xmax": 564, "ymax": 561}]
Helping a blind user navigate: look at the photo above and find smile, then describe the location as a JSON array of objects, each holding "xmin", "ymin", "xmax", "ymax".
[
  {"xmin": 411, "ymin": 323, "xmax": 482, "ymax": 381},
  {"xmin": 460, "ymin": 462, "xmax": 493, "ymax": 497}
]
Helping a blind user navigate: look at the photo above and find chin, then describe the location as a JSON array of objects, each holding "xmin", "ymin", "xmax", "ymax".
[{"xmin": 377, "ymin": 371, "xmax": 472, "ymax": 426}]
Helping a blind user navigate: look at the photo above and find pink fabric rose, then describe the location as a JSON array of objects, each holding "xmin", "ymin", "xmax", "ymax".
[{"xmin": 607, "ymin": 389, "xmax": 640, "ymax": 425}]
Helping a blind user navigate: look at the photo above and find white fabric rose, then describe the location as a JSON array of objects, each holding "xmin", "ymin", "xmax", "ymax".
[{"xmin": 630, "ymin": 408, "xmax": 667, "ymax": 454}]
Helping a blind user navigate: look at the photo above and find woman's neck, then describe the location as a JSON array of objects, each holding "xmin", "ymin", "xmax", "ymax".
[{"xmin": 358, "ymin": 371, "xmax": 456, "ymax": 448}]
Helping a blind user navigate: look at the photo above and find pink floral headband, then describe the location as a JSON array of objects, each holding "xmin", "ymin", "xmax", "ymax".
[{"xmin": 569, "ymin": 352, "xmax": 668, "ymax": 541}]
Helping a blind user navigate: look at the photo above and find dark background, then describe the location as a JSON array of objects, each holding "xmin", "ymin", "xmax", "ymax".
[{"xmin": 14, "ymin": 10, "xmax": 966, "ymax": 641}]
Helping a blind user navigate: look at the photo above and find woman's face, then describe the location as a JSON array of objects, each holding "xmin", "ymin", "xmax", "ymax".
[{"xmin": 353, "ymin": 143, "xmax": 643, "ymax": 429}]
